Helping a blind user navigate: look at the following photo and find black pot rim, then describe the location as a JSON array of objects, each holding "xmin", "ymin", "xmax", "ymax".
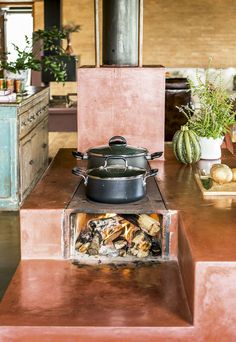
[
  {"xmin": 87, "ymin": 151, "xmax": 147, "ymax": 158},
  {"xmin": 86, "ymin": 173, "xmax": 146, "ymax": 181},
  {"xmin": 86, "ymin": 164, "xmax": 147, "ymax": 180}
]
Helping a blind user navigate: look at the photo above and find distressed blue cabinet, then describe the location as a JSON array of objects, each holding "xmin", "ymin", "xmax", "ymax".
[{"xmin": 0, "ymin": 87, "xmax": 49, "ymax": 210}]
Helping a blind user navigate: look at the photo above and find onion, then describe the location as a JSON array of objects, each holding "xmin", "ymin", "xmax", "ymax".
[
  {"xmin": 231, "ymin": 168, "xmax": 236, "ymax": 182},
  {"xmin": 210, "ymin": 164, "xmax": 233, "ymax": 184}
]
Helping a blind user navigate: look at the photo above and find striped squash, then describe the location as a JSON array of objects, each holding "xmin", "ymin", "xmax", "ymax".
[{"xmin": 172, "ymin": 126, "xmax": 201, "ymax": 164}]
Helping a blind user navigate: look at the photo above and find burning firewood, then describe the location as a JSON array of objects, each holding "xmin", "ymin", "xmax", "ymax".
[
  {"xmin": 87, "ymin": 232, "xmax": 101, "ymax": 255},
  {"xmin": 113, "ymin": 237, "xmax": 128, "ymax": 250},
  {"xmin": 75, "ymin": 241, "xmax": 91, "ymax": 254},
  {"xmin": 77, "ymin": 230, "xmax": 93, "ymax": 244},
  {"xmin": 119, "ymin": 249, "xmax": 127, "ymax": 257},
  {"xmin": 138, "ymin": 214, "xmax": 160, "ymax": 236},
  {"xmin": 99, "ymin": 245, "xmax": 119, "ymax": 257},
  {"xmin": 103, "ymin": 225, "xmax": 124, "ymax": 244},
  {"xmin": 88, "ymin": 217, "xmax": 119, "ymax": 233},
  {"xmin": 150, "ymin": 237, "xmax": 161, "ymax": 256},
  {"xmin": 129, "ymin": 231, "xmax": 151, "ymax": 258},
  {"xmin": 121, "ymin": 214, "xmax": 160, "ymax": 237},
  {"xmin": 75, "ymin": 213, "xmax": 161, "ymax": 259},
  {"xmin": 75, "ymin": 229, "xmax": 93, "ymax": 254}
]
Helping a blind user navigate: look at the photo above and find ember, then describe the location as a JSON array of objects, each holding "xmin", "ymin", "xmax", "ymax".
[{"xmin": 74, "ymin": 214, "xmax": 162, "ymax": 260}]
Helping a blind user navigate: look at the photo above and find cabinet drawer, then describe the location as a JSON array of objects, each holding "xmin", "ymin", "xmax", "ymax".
[{"xmin": 19, "ymin": 104, "xmax": 48, "ymax": 138}]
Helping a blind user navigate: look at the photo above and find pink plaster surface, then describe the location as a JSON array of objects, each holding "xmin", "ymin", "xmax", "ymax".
[
  {"xmin": 20, "ymin": 209, "xmax": 63, "ymax": 259},
  {"xmin": 77, "ymin": 67, "xmax": 165, "ymax": 156},
  {"xmin": 194, "ymin": 262, "xmax": 236, "ymax": 341}
]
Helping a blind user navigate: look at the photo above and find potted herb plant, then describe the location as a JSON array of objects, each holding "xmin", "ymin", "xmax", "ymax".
[
  {"xmin": 0, "ymin": 25, "xmax": 80, "ymax": 85},
  {"xmin": 177, "ymin": 69, "xmax": 236, "ymax": 159}
]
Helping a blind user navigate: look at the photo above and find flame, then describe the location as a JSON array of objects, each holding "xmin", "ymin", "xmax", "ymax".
[
  {"xmin": 103, "ymin": 225, "xmax": 124, "ymax": 244},
  {"xmin": 97, "ymin": 213, "xmax": 117, "ymax": 219},
  {"xmin": 123, "ymin": 222, "xmax": 137, "ymax": 244}
]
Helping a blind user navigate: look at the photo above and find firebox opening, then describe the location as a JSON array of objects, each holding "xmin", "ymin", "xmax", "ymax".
[{"xmin": 70, "ymin": 212, "xmax": 165, "ymax": 264}]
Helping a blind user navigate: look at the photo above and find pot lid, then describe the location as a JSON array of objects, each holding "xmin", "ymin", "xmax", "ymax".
[
  {"xmin": 88, "ymin": 165, "xmax": 146, "ymax": 179},
  {"xmin": 87, "ymin": 136, "xmax": 148, "ymax": 157}
]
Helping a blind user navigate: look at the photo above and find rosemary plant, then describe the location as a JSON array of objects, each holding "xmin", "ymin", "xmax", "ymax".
[{"xmin": 178, "ymin": 70, "xmax": 236, "ymax": 139}]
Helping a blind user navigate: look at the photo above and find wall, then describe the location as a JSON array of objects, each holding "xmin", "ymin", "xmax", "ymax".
[
  {"xmin": 62, "ymin": 0, "xmax": 95, "ymax": 66},
  {"xmin": 33, "ymin": 0, "xmax": 236, "ymax": 96},
  {"xmin": 143, "ymin": 0, "xmax": 236, "ymax": 68},
  {"xmin": 50, "ymin": 0, "xmax": 236, "ymax": 68}
]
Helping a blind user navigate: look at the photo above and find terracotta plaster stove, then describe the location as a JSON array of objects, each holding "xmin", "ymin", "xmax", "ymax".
[
  {"xmin": 21, "ymin": 0, "xmax": 172, "ymax": 263},
  {"xmin": 1, "ymin": 2, "xmax": 191, "ymax": 339},
  {"xmin": 62, "ymin": 0, "xmax": 167, "ymax": 265}
]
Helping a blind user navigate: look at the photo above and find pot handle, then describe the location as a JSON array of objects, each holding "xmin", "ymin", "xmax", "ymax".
[
  {"xmin": 143, "ymin": 169, "xmax": 158, "ymax": 185},
  {"xmin": 109, "ymin": 136, "xmax": 127, "ymax": 147},
  {"xmin": 146, "ymin": 152, "xmax": 163, "ymax": 160},
  {"xmin": 103, "ymin": 156, "xmax": 128, "ymax": 170},
  {"xmin": 72, "ymin": 167, "xmax": 88, "ymax": 185},
  {"xmin": 72, "ymin": 151, "xmax": 88, "ymax": 160}
]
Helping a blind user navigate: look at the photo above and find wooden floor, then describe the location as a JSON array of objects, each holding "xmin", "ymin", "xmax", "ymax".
[{"xmin": 49, "ymin": 132, "xmax": 77, "ymax": 159}]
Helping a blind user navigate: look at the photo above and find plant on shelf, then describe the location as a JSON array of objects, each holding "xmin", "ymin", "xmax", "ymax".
[
  {"xmin": 62, "ymin": 24, "xmax": 81, "ymax": 55},
  {"xmin": 176, "ymin": 68, "xmax": 236, "ymax": 159},
  {"xmin": 0, "ymin": 24, "xmax": 81, "ymax": 83}
]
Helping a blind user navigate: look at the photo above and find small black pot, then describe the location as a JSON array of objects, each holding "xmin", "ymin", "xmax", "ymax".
[
  {"xmin": 72, "ymin": 156, "xmax": 158, "ymax": 204},
  {"xmin": 72, "ymin": 136, "xmax": 162, "ymax": 169}
]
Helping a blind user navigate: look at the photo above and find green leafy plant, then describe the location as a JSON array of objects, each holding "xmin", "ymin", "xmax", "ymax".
[
  {"xmin": 1, "ymin": 25, "xmax": 81, "ymax": 83},
  {"xmin": 0, "ymin": 36, "xmax": 41, "ymax": 73},
  {"xmin": 178, "ymin": 69, "xmax": 236, "ymax": 139}
]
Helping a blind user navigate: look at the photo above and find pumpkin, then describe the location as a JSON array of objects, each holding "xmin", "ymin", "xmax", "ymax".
[{"xmin": 172, "ymin": 126, "xmax": 201, "ymax": 164}]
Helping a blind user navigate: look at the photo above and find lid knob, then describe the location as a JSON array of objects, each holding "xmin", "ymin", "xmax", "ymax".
[{"xmin": 109, "ymin": 136, "xmax": 127, "ymax": 147}]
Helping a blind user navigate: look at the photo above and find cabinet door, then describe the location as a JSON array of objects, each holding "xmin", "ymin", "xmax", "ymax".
[
  {"xmin": 31, "ymin": 118, "xmax": 48, "ymax": 180},
  {"xmin": 0, "ymin": 115, "xmax": 18, "ymax": 209},
  {"xmin": 20, "ymin": 118, "xmax": 48, "ymax": 201},
  {"xmin": 20, "ymin": 135, "xmax": 34, "ymax": 197}
]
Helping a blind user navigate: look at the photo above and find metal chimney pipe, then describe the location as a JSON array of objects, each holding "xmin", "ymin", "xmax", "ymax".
[{"xmin": 102, "ymin": 0, "xmax": 139, "ymax": 66}]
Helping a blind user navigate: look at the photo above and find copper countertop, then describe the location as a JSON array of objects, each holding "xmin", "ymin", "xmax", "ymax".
[{"xmin": 150, "ymin": 145, "xmax": 236, "ymax": 262}]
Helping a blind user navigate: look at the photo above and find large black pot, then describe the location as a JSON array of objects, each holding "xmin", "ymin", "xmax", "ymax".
[
  {"xmin": 72, "ymin": 136, "xmax": 162, "ymax": 169},
  {"xmin": 72, "ymin": 156, "xmax": 158, "ymax": 204}
]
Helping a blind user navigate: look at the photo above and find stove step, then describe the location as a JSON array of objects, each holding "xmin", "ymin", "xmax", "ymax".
[{"xmin": 0, "ymin": 260, "xmax": 193, "ymax": 341}]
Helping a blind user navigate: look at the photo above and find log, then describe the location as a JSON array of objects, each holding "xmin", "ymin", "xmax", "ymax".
[
  {"xmin": 137, "ymin": 214, "xmax": 160, "ymax": 236},
  {"xmin": 113, "ymin": 238, "xmax": 128, "ymax": 250},
  {"xmin": 121, "ymin": 214, "xmax": 160, "ymax": 237},
  {"xmin": 151, "ymin": 237, "xmax": 162, "ymax": 256},
  {"xmin": 87, "ymin": 233, "xmax": 101, "ymax": 255},
  {"xmin": 88, "ymin": 216, "xmax": 119, "ymax": 232},
  {"xmin": 75, "ymin": 241, "xmax": 91, "ymax": 254},
  {"xmin": 129, "ymin": 231, "xmax": 151, "ymax": 258},
  {"xmin": 119, "ymin": 249, "xmax": 127, "ymax": 257},
  {"xmin": 103, "ymin": 225, "xmax": 124, "ymax": 244},
  {"xmin": 77, "ymin": 229, "xmax": 93, "ymax": 244}
]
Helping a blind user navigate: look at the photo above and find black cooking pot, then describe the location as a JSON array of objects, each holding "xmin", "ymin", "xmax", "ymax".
[
  {"xmin": 72, "ymin": 156, "xmax": 158, "ymax": 204},
  {"xmin": 72, "ymin": 136, "xmax": 162, "ymax": 169}
]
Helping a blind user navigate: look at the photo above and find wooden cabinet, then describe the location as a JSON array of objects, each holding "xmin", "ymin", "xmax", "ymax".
[{"xmin": 0, "ymin": 87, "xmax": 49, "ymax": 210}]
